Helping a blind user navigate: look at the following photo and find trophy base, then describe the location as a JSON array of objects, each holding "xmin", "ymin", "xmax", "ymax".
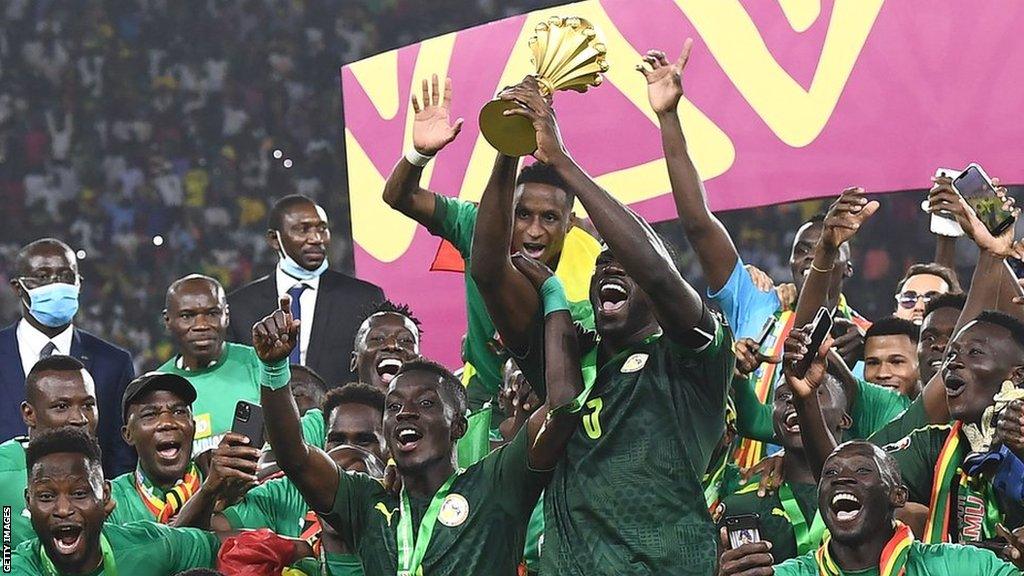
[{"xmin": 479, "ymin": 99, "xmax": 537, "ymax": 157}]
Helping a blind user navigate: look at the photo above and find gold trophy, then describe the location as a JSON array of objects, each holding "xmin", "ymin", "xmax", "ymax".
[{"xmin": 479, "ymin": 16, "xmax": 608, "ymax": 157}]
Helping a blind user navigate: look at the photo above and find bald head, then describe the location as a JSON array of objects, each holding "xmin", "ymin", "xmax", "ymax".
[
  {"xmin": 16, "ymin": 239, "xmax": 77, "ymax": 277},
  {"xmin": 829, "ymin": 441, "xmax": 902, "ymax": 489},
  {"xmin": 164, "ymin": 275, "xmax": 229, "ymax": 369},
  {"xmin": 165, "ymin": 274, "xmax": 224, "ymax": 309}
]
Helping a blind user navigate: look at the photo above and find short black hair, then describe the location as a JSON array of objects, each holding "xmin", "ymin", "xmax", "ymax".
[
  {"xmin": 373, "ymin": 300, "xmax": 423, "ymax": 332},
  {"xmin": 268, "ymin": 194, "xmax": 317, "ymax": 231},
  {"xmin": 975, "ymin": 310, "xmax": 1024, "ymax": 352},
  {"xmin": 394, "ymin": 358, "xmax": 467, "ymax": 415},
  {"xmin": 290, "ymin": 364, "xmax": 328, "ymax": 394},
  {"xmin": 25, "ymin": 426, "xmax": 103, "ymax": 479},
  {"xmin": 323, "ymin": 382, "xmax": 385, "ymax": 421},
  {"xmin": 26, "ymin": 355, "xmax": 87, "ymax": 403},
  {"xmin": 897, "ymin": 262, "xmax": 962, "ymax": 294},
  {"xmin": 516, "ymin": 163, "xmax": 575, "ymax": 210},
  {"xmin": 924, "ymin": 292, "xmax": 967, "ymax": 318},
  {"xmin": 866, "ymin": 315, "xmax": 920, "ymax": 343}
]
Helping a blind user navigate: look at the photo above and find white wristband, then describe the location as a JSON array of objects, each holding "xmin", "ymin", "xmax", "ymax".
[{"xmin": 405, "ymin": 148, "xmax": 434, "ymax": 167}]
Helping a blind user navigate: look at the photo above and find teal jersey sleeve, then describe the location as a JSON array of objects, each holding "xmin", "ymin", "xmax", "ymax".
[
  {"xmin": 427, "ymin": 195, "xmax": 478, "ymax": 256},
  {"xmin": 850, "ymin": 378, "xmax": 911, "ymax": 439},
  {"xmin": 300, "ymin": 408, "xmax": 326, "ymax": 449},
  {"xmin": 869, "ymin": 396, "xmax": 929, "ymax": 448},
  {"xmin": 159, "ymin": 523, "xmax": 222, "ymax": 571}
]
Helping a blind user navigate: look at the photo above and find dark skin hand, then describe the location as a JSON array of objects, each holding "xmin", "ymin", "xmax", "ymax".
[
  {"xmin": 503, "ymin": 77, "xmax": 707, "ymax": 347},
  {"xmin": 717, "ymin": 527, "xmax": 774, "ymax": 576},
  {"xmin": 381, "ymin": 74, "xmax": 462, "ymax": 225},
  {"xmin": 996, "ymin": 400, "xmax": 1024, "ymax": 461},
  {"xmin": 733, "ymin": 338, "xmax": 779, "ymax": 379},
  {"xmin": 783, "ymin": 327, "xmax": 840, "ymax": 483},
  {"xmin": 253, "ymin": 295, "xmax": 340, "ymax": 513},
  {"xmin": 173, "ymin": 432, "xmax": 260, "ymax": 529}
]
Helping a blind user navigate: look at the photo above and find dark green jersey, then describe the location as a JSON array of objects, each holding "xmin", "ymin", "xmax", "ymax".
[
  {"xmin": 540, "ymin": 319, "xmax": 734, "ymax": 575},
  {"xmin": 886, "ymin": 423, "xmax": 1024, "ymax": 542},
  {"xmin": 11, "ymin": 521, "xmax": 219, "ymax": 575},
  {"xmin": 720, "ymin": 481, "xmax": 819, "ymax": 562},
  {"xmin": 0, "ymin": 437, "xmax": 32, "ymax": 547},
  {"xmin": 774, "ymin": 540, "xmax": 1019, "ymax": 575},
  {"xmin": 326, "ymin": 427, "xmax": 548, "ymax": 576}
]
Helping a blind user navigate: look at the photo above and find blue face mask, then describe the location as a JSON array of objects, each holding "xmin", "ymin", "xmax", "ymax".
[
  {"xmin": 20, "ymin": 281, "xmax": 80, "ymax": 328},
  {"xmin": 276, "ymin": 232, "xmax": 328, "ymax": 281}
]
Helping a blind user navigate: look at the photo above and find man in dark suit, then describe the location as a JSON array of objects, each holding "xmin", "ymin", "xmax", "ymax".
[
  {"xmin": 226, "ymin": 195, "xmax": 384, "ymax": 387},
  {"xmin": 1, "ymin": 238, "xmax": 135, "ymax": 476}
]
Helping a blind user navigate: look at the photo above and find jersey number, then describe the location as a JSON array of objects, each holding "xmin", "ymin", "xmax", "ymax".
[{"xmin": 583, "ymin": 397, "xmax": 603, "ymax": 439}]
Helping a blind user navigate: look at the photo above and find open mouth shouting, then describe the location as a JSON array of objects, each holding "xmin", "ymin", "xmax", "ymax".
[
  {"xmin": 51, "ymin": 523, "xmax": 85, "ymax": 556},
  {"xmin": 394, "ymin": 425, "xmax": 423, "ymax": 453},
  {"xmin": 783, "ymin": 411, "xmax": 801, "ymax": 434},
  {"xmin": 598, "ymin": 280, "xmax": 628, "ymax": 314},
  {"xmin": 154, "ymin": 439, "xmax": 183, "ymax": 463},
  {"xmin": 943, "ymin": 374, "xmax": 967, "ymax": 399},
  {"xmin": 829, "ymin": 491, "xmax": 863, "ymax": 523},
  {"xmin": 522, "ymin": 242, "xmax": 546, "ymax": 260},
  {"xmin": 376, "ymin": 358, "xmax": 403, "ymax": 385}
]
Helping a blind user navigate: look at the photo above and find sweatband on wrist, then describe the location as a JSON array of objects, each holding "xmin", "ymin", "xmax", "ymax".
[
  {"xmin": 404, "ymin": 148, "xmax": 434, "ymax": 167},
  {"xmin": 540, "ymin": 276, "xmax": 569, "ymax": 315},
  {"xmin": 260, "ymin": 357, "xmax": 292, "ymax": 390}
]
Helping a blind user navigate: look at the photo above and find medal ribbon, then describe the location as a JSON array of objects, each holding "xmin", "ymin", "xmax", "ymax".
[
  {"xmin": 816, "ymin": 522, "xmax": 912, "ymax": 576},
  {"xmin": 397, "ymin": 470, "xmax": 461, "ymax": 576},
  {"xmin": 40, "ymin": 533, "xmax": 116, "ymax": 576},
  {"xmin": 133, "ymin": 461, "xmax": 201, "ymax": 523},
  {"xmin": 957, "ymin": 464, "xmax": 1002, "ymax": 542},
  {"xmin": 733, "ymin": 310, "xmax": 795, "ymax": 470},
  {"xmin": 778, "ymin": 482, "xmax": 827, "ymax": 555}
]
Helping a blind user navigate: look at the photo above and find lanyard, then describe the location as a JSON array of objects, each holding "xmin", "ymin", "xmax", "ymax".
[
  {"xmin": 778, "ymin": 483, "xmax": 826, "ymax": 555},
  {"xmin": 397, "ymin": 471, "xmax": 460, "ymax": 576},
  {"xmin": 40, "ymin": 533, "xmax": 116, "ymax": 576}
]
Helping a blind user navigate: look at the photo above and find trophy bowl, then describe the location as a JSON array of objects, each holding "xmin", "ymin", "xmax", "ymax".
[{"xmin": 479, "ymin": 16, "xmax": 608, "ymax": 157}]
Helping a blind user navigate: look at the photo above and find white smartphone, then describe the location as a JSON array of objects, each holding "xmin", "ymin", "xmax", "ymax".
[{"xmin": 930, "ymin": 167, "xmax": 964, "ymax": 237}]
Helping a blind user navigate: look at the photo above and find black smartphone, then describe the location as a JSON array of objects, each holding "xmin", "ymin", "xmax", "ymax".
[
  {"xmin": 232, "ymin": 400, "xmax": 265, "ymax": 448},
  {"xmin": 791, "ymin": 307, "xmax": 833, "ymax": 379},
  {"xmin": 756, "ymin": 315, "xmax": 778, "ymax": 348},
  {"xmin": 953, "ymin": 163, "xmax": 1015, "ymax": 236},
  {"xmin": 724, "ymin": 514, "xmax": 762, "ymax": 548}
]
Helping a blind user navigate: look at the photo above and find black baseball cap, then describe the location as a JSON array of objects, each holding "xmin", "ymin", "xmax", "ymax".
[{"xmin": 122, "ymin": 372, "xmax": 197, "ymax": 421}]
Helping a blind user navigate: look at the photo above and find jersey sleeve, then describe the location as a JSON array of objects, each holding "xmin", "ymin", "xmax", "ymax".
[
  {"xmin": 671, "ymin": 312, "xmax": 735, "ymax": 414},
  {"xmin": 707, "ymin": 257, "xmax": 781, "ymax": 340},
  {"xmin": 426, "ymin": 195, "xmax": 478, "ymax": 257},
  {"xmin": 884, "ymin": 426, "xmax": 947, "ymax": 505},
  {"xmin": 327, "ymin": 466, "xmax": 382, "ymax": 544},
  {"xmin": 481, "ymin": 425, "xmax": 552, "ymax": 520},
  {"xmin": 154, "ymin": 523, "xmax": 220, "ymax": 571},
  {"xmin": 300, "ymin": 408, "xmax": 326, "ymax": 449},
  {"xmin": 850, "ymin": 379, "xmax": 911, "ymax": 439},
  {"xmin": 769, "ymin": 551, "xmax": 819, "ymax": 575},
  {"xmin": 868, "ymin": 396, "xmax": 928, "ymax": 448},
  {"xmin": 923, "ymin": 542, "xmax": 1021, "ymax": 575},
  {"xmin": 221, "ymin": 480, "xmax": 283, "ymax": 532},
  {"xmin": 731, "ymin": 374, "xmax": 776, "ymax": 443}
]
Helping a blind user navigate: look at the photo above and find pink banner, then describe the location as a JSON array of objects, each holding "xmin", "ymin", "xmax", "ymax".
[{"xmin": 342, "ymin": 0, "xmax": 1024, "ymax": 367}]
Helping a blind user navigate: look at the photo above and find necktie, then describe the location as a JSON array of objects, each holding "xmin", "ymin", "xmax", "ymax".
[
  {"xmin": 40, "ymin": 341, "xmax": 57, "ymax": 360},
  {"xmin": 286, "ymin": 284, "xmax": 307, "ymax": 364}
]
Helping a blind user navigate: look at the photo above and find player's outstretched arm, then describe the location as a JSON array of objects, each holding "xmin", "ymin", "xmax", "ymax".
[{"xmin": 784, "ymin": 328, "xmax": 840, "ymax": 483}]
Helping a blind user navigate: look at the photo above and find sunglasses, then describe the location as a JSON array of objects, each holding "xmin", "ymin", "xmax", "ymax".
[{"xmin": 895, "ymin": 290, "xmax": 941, "ymax": 309}]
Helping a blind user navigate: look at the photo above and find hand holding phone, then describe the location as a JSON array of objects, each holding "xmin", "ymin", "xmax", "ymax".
[
  {"xmin": 929, "ymin": 168, "xmax": 964, "ymax": 237},
  {"xmin": 232, "ymin": 400, "xmax": 266, "ymax": 449},
  {"xmin": 790, "ymin": 307, "xmax": 833, "ymax": 379},
  {"xmin": 724, "ymin": 514, "xmax": 762, "ymax": 549},
  {"xmin": 954, "ymin": 163, "xmax": 1015, "ymax": 236}
]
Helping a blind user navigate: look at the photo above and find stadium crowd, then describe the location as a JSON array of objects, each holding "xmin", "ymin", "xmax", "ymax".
[{"xmin": 3, "ymin": 2, "xmax": 1024, "ymax": 576}]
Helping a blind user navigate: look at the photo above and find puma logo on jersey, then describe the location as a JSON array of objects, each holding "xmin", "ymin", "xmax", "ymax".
[{"xmin": 375, "ymin": 502, "xmax": 398, "ymax": 526}]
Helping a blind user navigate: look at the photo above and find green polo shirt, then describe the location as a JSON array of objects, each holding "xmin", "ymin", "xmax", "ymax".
[
  {"xmin": 774, "ymin": 540, "xmax": 1018, "ymax": 575},
  {"xmin": 11, "ymin": 520, "xmax": 219, "ymax": 575},
  {"xmin": 158, "ymin": 342, "xmax": 263, "ymax": 455}
]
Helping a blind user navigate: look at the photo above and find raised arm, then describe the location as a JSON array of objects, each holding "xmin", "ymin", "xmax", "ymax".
[
  {"xmin": 641, "ymin": 39, "xmax": 738, "ymax": 291},
  {"xmin": 382, "ymin": 75, "xmax": 463, "ymax": 224},
  {"xmin": 468, "ymin": 110, "xmax": 542, "ymax": 352},
  {"xmin": 507, "ymin": 254, "xmax": 584, "ymax": 470},
  {"xmin": 252, "ymin": 295, "xmax": 341, "ymax": 513},
  {"xmin": 504, "ymin": 78, "xmax": 705, "ymax": 343},
  {"xmin": 786, "ymin": 328, "xmax": 840, "ymax": 482}
]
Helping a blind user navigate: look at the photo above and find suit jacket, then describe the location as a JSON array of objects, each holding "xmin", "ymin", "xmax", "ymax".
[
  {"xmin": 226, "ymin": 269, "xmax": 385, "ymax": 387},
  {"xmin": 0, "ymin": 323, "xmax": 136, "ymax": 477}
]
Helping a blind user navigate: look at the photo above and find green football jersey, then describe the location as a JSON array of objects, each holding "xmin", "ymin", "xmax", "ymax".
[
  {"xmin": 326, "ymin": 427, "xmax": 548, "ymax": 575},
  {"xmin": 11, "ymin": 520, "xmax": 219, "ymax": 575},
  {"xmin": 428, "ymin": 196, "xmax": 597, "ymax": 402},
  {"xmin": 540, "ymin": 321, "xmax": 734, "ymax": 575},
  {"xmin": 885, "ymin": 423, "xmax": 1024, "ymax": 542},
  {"xmin": 869, "ymin": 395, "xmax": 929, "ymax": 448},
  {"xmin": 157, "ymin": 342, "xmax": 263, "ymax": 455},
  {"xmin": 0, "ymin": 437, "xmax": 32, "ymax": 547},
  {"xmin": 773, "ymin": 540, "xmax": 1018, "ymax": 575},
  {"xmin": 108, "ymin": 472, "xmax": 158, "ymax": 525},
  {"xmin": 223, "ymin": 475, "xmax": 306, "ymax": 536},
  {"xmin": 720, "ymin": 481, "xmax": 819, "ymax": 562}
]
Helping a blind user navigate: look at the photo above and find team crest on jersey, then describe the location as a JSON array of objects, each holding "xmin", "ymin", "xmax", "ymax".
[
  {"xmin": 620, "ymin": 353, "xmax": 649, "ymax": 373},
  {"xmin": 438, "ymin": 493, "xmax": 469, "ymax": 527}
]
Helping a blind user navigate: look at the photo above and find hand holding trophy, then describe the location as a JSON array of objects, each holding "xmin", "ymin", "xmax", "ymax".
[{"xmin": 479, "ymin": 16, "xmax": 609, "ymax": 157}]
